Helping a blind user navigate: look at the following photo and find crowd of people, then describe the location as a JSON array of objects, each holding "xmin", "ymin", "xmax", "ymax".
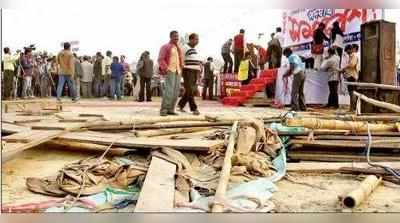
[{"xmin": 2, "ymin": 23, "xmax": 361, "ymax": 116}]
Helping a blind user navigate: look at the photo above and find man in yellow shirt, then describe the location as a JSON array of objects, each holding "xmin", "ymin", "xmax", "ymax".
[{"xmin": 2, "ymin": 47, "xmax": 15, "ymax": 100}]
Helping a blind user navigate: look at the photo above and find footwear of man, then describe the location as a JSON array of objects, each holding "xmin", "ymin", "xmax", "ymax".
[
  {"xmin": 167, "ymin": 112, "xmax": 179, "ymax": 116},
  {"xmin": 72, "ymin": 97, "xmax": 80, "ymax": 103},
  {"xmin": 178, "ymin": 108, "xmax": 186, "ymax": 113},
  {"xmin": 193, "ymin": 110, "xmax": 200, "ymax": 116},
  {"xmin": 146, "ymin": 99, "xmax": 152, "ymax": 102},
  {"xmin": 56, "ymin": 97, "xmax": 61, "ymax": 102},
  {"xmin": 160, "ymin": 112, "xmax": 168, "ymax": 116},
  {"xmin": 137, "ymin": 99, "xmax": 144, "ymax": 102}
]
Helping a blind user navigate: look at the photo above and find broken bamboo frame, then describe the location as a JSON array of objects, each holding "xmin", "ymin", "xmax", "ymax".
[
  {"xmin": 212, "ymin": 121, "xmax": 239, "ymax": 213},
  {"xmin": 353, "ymin": 91, "xmax": 400, "ymax": 113},
  {"xmin": 342, "ymin": 175, "xmax": 382, "ymax": 208},
  {"xmin": 285, "ymin": 118, "xmax": 398, "ymax": 132}
]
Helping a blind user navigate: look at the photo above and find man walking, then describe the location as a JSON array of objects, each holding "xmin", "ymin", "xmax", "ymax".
[
  {"xmin": 137, "ymin": 51, "xmax": 154, "ymax": 102},
  {"xmin": 282, "ymin": 48, "xmax": 306, "ymax": 111},
  {"xmin": 56, "ymin": 42, "xmax": 78, "ymax": 102},
  {"xmin": 93, "ymin": 52, "xmax": 103, "ymax": 97},
  {"xmin": 233, "ymin": 29, "xmax": 245, "ymax": 73},
  {"xmin": 110, "ymin": 56, "xmax": 124, "ymax": 100},
  {"xmin": 202, "ymin": 57, "xmax": 215, "ymax": 100},
  {"xmin": 178, "ymin": 33, "xmax": 202, "ymax": 115},
  {"xmin": 221, "ymin": 39, "xmax": 233, "ymax": 73},
  {"xmin": 81, "ymin": 56, "xmax": 94, "ymax": 98},
  {"xmin": 102, "ymin": 50, "xmax": 112, "ymax": 98},
  {"xmin": 120, "ymin": 55, "xmax": 130, "ymax": 97},
  {"xmin": 158, "ymin": 30, "xmax": 184, "ymax": 116},
  {"xmin": 21, "ymin": 48, "xmax": 34, "ymax": 99}
]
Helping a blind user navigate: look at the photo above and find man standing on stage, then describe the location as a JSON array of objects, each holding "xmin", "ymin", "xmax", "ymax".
[{"xmin": 233, "ymin": 29, "xmax": 245, "ymax": 73}]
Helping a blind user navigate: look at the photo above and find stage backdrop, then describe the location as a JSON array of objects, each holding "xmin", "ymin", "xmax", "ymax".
[{"xmin": 282, "ymin": 9, "xmax": 383, "ymax": 54}]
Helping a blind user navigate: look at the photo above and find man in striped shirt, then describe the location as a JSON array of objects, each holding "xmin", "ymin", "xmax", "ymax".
[{"xmin": 178, "ymin": 33, "xmax": 202, "ymax": 115}]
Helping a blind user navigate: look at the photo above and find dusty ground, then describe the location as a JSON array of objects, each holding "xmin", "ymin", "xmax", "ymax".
[{"xmin": 2, "ymin": 97, "xmax": 400, "ymax": 212}]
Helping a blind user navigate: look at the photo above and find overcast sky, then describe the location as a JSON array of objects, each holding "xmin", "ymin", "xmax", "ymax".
[
  {"xmin": 1, "ymin": 0, "xmax": 282, "ymax": 63},
  {"xmin": 2, "ymin": 1, "xmax": 400, "ymax": 63}
]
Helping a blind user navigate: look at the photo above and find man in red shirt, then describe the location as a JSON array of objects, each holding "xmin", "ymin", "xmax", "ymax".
[
  {"xmin": 256, "ymin": 45, "xmax": 268, "ymax": 70},
  {"xmin": 233, "ymin": 29, "xmax": 245, "ymax": 73}
]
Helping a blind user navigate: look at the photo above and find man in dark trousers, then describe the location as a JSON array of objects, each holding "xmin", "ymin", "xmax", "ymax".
[
  {"xmin": 233, "ymin": 29, "xmax": 245, "ymax": 73},
  {"xmin": 282, "ymin": 48, "xmax": 306, "ymax": 111},
  {"xmin": 221, "ymin": 39, "xmax": 233, "ymax": 73},
  {"xmin": 178, "ymin": 33, "xmax": 202, "ymax": 115},
  {"xmin": 137, "ymin": 51, "xmax": 154, "ymax": 102},
  {"xmin": 202, "ymin": 57, "xmax": 215, "ymax": 100}
]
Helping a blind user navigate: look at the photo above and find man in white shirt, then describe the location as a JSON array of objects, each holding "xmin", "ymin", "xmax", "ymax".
[
  {"xmin": 102, "ymin": 50, "xmax": 112, "ymax": 97},
  {"xmin": 81, "ymin": 56, "xmax": 94, "ymax": 98}
]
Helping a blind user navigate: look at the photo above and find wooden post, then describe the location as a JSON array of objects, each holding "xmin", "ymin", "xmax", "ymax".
[{"xmin": 212, "ymin": 121, "xmax": 239, "ymax": 212}]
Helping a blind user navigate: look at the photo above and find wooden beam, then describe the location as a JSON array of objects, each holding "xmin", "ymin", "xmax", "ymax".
[
  {"xmin": 286, "ymin": 162, "xmax": 400, "ymax": 173},
  {"xmin": 135, "ymin": 156, "xmax": 176, "ymax": 212},
  {"xmin": 353, "ymin": 91, "xmax": 400, "ymax": 113},
  {"xmin": 288, "ymin": 152, "xmax": 400, "ymax": 162},
  {"xmin": 289, "ymin": 139, "xmax": 400, "ymax": 149}
]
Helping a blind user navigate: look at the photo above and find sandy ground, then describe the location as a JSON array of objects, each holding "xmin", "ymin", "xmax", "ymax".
[{"xmin": 2, "ymin": 97, "xmax": 399, "ymax": 212}]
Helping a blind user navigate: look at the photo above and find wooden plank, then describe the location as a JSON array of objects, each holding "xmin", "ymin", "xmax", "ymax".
[
  {"xmin": 293, "ymin": 135, "xmax": 399, "ymax": 141},
  {"xmin": 135, "ymin": 156, "xmax": 176, "ymax": 212},
  {"xmin": 2, "ymin": 130, "xmax": 64, "ymax": 162},
  {"xmin": 1, "ymin": 123, "xmax": 31, "ymax": 134},
  {"xmin": 29, "ymin": 122, "xmax": 85, "ymax": 130},
  {"xmin": 58, "ymin": 131, "xmax": 224, "ymax": 151},
  {"xmin": 286, "ymin": 162, "xmax": 400, "ymax": 173},
  {"xmin": 288, "ymin": 152, "xmax": 400, "ymax": 162}
]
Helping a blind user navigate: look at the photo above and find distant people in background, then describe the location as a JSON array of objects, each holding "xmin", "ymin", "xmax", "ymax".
[
  {"xmin": 283, "ymin": 47, "xmax": 306, "ymax": 111},
  {"xmin": 158, "ymin": 30, "xmax": 184, "ymax": 116},
  {"xmin": 330, "ymin": 21, "xmax": 344, "ymax": 68},
  {"xmin": 81, "ymin": 56, "xmax": 94, "ymax": 98},
  {"xmin": 137, "ymin": 51, "xmax": 154, "ymax": 102},
  {"xmin": 311, "ymin": 22, "xmax": 329, "ymax": 69},
  {"xmin": 221, "ymin": 38, "xmax": 233, "ymax": 73},
  {"xmin": 110, "ymin": 56, "xmax": 124, "ymax": 100},
  {"xmin": 178, "ymin": 33, "xmax": 202, "ymax": 115},
  {"xmin": 233, "ymin": 29, "xmax": 245, "ymax": 73},
  {"xmin": 202, "ymin": 57, "xmax": 215, "ymax": 100},
  {"xmin": 2, "ymin": 47, "xmax": 15, "ymax": 100},
  {"xmin": 49, "ymin": 56, "xmax": 58, "ymax": 97},
  {"xmin": 120, "ymin": 55, "xmax": 129, "ymax": 97},
  {"xmin": 102, "ymin": 50, "xmax": 113, "ymax": 98},
  {"xmin": 93, "ymin": 52, "xmax": 103, "ymax": 97},
  {"xmin": 21, "ymin": 48, "xmax": 34, "ymax": 99},
  {"xmin": 73, "ymin": 53, "xmax": 83, "ymax": 98},
  {"xmin": 341, "ymin": 44, "xmax": 359, "ymax": 111},
  {"xmin": 256, "ymin": 45, "xmax": 268, "ymax": 70},
  {"xmin": 267, "ymin": 32, "xmax": 282, "ymax": 69},
  {"xmin": 274, "ymin": 27, "xmax": 284, "ymax": 47},
  {"xmin": 56, "ymin": 42, "xmax": 78, "ymax": 102},
  {"xmin": 320, "ymin": 47, "xmax": 340, "ymax": 109},
  {"xmin": 38, "ymin": 57, "xmax": 52, "ymax": 97}
]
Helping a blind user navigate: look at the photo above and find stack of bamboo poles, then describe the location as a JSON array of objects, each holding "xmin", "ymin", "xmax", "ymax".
[{"xmin": 281, "ymin": 116, "xmax": 400, "ymax": 162}]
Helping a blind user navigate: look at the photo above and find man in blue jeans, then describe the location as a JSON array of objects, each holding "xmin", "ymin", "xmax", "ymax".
[
  {"xmin": 56, "ymin": 42, "xmax": 79, "ymax": 102},
  {"xmin": 110, "ymin": 56, "xmax": 124, "ymax": 100}
]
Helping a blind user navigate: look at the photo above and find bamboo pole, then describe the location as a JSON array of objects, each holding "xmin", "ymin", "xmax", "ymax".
[
  {"xmin": 343, "ymin": 82, "xmax": 400, "ymax": 91},
  {"xmin": 353, "ymin": 91, "xmax": 400, "ymax": 113},
  {"xmin": 342, "ymin": 175, "xmax": 382, "ymax": 208},
  {"xmin": 285, "ymin": 118, "xmax": 398, "ymax": 132},
  {"xmin": 212, "ymin": 121, "xmax": 239, "ymax": 213},
  {"xmin": 88, "ymin": 121, "xmax": 234, "ymax": 131},
  {"xmin": 132, "ymin": 127, "xmax": 211, "ymax": 137},
  {"xmin": 44, "ymin": 139, "xmax": 133, "ymax": 156}
]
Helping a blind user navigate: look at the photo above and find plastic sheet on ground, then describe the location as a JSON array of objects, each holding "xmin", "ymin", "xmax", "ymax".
[{"xmin": 45, "ymin": 186, "xmax": 140, "ymax": 213}]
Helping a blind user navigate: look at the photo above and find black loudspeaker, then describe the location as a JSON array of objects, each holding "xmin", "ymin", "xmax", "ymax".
[{"xmin": 361, "ymin": 20, "xmax": 396, "ymax": 85}]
